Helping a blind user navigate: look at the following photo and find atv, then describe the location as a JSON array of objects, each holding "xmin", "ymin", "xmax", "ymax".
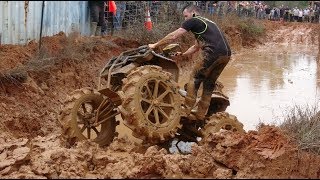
[{"xmin": 58, "ymin": 43, "xmax": 245, "ymax": 149}]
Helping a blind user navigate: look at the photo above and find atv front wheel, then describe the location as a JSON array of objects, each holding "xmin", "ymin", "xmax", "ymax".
[
  {"xmin": 58, "ymin": 87, "xmax": 118, "ymax": 146},
  {"xmin": 120, "ymin": 65, "xmax": 182, "ymax": 144}
]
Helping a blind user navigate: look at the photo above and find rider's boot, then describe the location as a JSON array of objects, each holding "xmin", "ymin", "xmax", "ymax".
[
  {"xmin": 90, "ymin": 22, "xmax": 98, "ymax": 37},
  {"xmin": 191, "ymin": 92, "xmax": 212, "ymax": 120},
  {"xmin": 95, "ymin": 26, "xmax": 102, "ymax": 36},
  {"xmin": 184, "ymin": 81, "xmax": 197, "ymax": 115}
]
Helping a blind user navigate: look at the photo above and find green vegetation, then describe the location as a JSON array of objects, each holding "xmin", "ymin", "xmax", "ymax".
[
  {"xmin": 239, "ymin": 19, "xmax": 264, "ymax": 36},
  {"xmin": 211, "ymin": 13, "xmax": 266, "ymax": 43},
  {"xmin": 238, "ymin": 18, "xmax": 265, "ymax": 37},
  {"xmin": 117, "ymin": 20, "xmax": 180, "ymax": 45},
  {"xmin": 279, "ymin": 103, "xmax": 320, "ymax": 155}
]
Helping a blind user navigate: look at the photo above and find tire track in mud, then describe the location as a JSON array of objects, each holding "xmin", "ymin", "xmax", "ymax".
[{"xmin": 265, "ymin": 22, "xmax": 319, "ymax": 46}]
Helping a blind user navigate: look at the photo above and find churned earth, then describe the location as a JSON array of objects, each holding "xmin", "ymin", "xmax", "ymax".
[{"xmin": 0, "ymin": 20, "xmax": 319, "ymax": 178}]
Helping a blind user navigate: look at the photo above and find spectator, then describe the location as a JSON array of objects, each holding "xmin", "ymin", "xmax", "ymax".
[
  {"xmin": 275, "ymin": 7, "xmax": 280, "ymax": 21},
  {"xmin": 316, "ymin": 7, "xmax": 320, "ymax": 23},
  {"xmin": 303, "ymin": 8, "xmax": 309, "ymax": 22},
  {"xmin": 88, "ymin": 1, "xmax": 107, "ymax": 37},
  {"xmin": 237, "ymin": 1, "xmax": 244, "ymax": 17},
  {"xmin": 114, "ymin": 1, "xmax": 126, "ymax": 30},
  {"xmin": 150, "ymin": 1, "xmax": 161, "ymax": 23},
  {"xmin": 217, "ymin": 1, "xmax": 225, "ymax": 18},
  {"xmin": 208, "ymin": 1, "xmax": 216, "ymax": 15},
  {"xmin": 280, "ymin": 5, "xmax": 284, "ymax": 22},
  {"xmin": 270, "ymin": 8, "xmax": 275, "ymax": 20},
  {"xmin": 298, "ymin": 9, "xmax": 303, "ymax": 22},
  {"xmin": 310, "ymin": 8, "xmax": 315, "ymax": 23},
  {"xmin": 257, "ymin": 4, "xmax": 264, "ymax": 19},
  {"xmin": 293, "ymin": 7, "xmax": 299, "ymax": 22},
  {"xmin": 284, "ymin": 6, "xmax": 289, "ymax": 22},
  {"xmin": 265, "ymin": 5, "xmax": 271, "ymax": 20},
  {"xmin": 289, "ymin": 8, "xmax": 294, "ymax": 22}
]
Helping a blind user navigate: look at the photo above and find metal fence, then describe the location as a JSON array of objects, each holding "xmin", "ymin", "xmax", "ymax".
[
  {"xmin": 1, "ymin": 1, "xmax": 230, "ymax": 45},
  {"xmin": 103, "ymin": 1, "xmax": 240, "ymax": 33},
  {"xmin": 104, "ymin": 1, "xmax": 193, "ymax": 33},
  {"xmin": 0, "ymin": 1, "xmax": 90, "ymax": 45}
]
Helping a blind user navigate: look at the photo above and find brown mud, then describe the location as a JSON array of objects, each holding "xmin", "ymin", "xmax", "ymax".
[{"xmin": 0, "ymin": 21, "xmax": 319, "ymax": 178}]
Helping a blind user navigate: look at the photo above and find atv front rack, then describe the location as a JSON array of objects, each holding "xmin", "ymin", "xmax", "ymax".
[{"xmin": 98, "ymin": 45, "xmax": 176, "ymax": 90}]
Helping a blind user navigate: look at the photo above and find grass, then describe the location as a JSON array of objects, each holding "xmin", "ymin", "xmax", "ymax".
[
  {"xmin": 238, "ymin": 18, "xmax": 265, "ymax": 37},
  {"xmin": 212, "ymin": 13, "xmax": 266, "ymax": 42},
  {"xmin": 116, "ymin": 19, "xmax": 181, "ymax": 46},
  {"xmin": 279, "ymin": 103, "xmax": 320, "ymax": 155}
]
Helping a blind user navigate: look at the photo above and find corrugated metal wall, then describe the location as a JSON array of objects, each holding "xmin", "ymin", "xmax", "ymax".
[{"xmin": 0, "ymin": 1, "xmax": 90, "ymax": 45}]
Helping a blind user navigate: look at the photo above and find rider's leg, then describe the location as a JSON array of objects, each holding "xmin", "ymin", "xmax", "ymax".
[
  {"xmin": 185, "ymin": 71, "xmax": 203, "ymax": 114},
  {"xmin": 194, "ymin": 55, "xmax": 231, "ymax": 119},
  {"xmin": 195, "ymin": 79, "xmax": 214, "ymax": 120},
  {"xmin": 185, "ymin": 55, "xmax": 205, "ymax": 114}
]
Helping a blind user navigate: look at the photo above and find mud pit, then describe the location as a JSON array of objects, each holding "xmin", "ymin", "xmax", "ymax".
[{"xmin": 0, "ymin": 21, "xmax": 320, "ymax": 178}]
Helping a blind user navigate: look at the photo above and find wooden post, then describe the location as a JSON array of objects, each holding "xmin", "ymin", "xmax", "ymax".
[
  {"xmin": 318, "ymin": 26, "xmax": 320, "ymax": 62},
  {"xmin": 39, "ymin": 1, "xmax": 45, "ymax": 50}
]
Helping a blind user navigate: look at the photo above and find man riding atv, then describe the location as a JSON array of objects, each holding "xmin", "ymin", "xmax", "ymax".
[{"xmin": 148, "ymin": 4, "xmax": 231, "ymax": 120}]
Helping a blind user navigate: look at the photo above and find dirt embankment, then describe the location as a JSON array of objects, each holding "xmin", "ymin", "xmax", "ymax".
[
  {"xmin": 1, "ymin": 125, "xmax": 320, "ymax": 178},
  {"xmin": 0, "ymin": 21, "xmax": 319, "ymax": 178}
]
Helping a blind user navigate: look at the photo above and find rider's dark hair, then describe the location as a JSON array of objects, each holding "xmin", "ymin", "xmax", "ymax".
[{"xmin": 182, "ymin": 4, "xmax": 200, "ymax": 14}]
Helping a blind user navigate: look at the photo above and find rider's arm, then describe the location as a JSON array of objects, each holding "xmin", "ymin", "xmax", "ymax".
[
  {"xmin": 152, "ymin": 28, "xmax": 187, "ymax": 48},
  {"xmin": 182, "ymin": 40, "xmax": 200, "ymax": 57}
]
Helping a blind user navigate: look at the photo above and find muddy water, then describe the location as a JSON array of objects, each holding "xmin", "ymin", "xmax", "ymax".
[{"xmin": 219, "ymin": 43, "xmax": 320, "ymax": 131}]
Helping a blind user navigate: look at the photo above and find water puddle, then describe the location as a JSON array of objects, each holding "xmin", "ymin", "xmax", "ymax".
[{"xmin": 219, "ymin": 43, "xmax": 319, "ymax": 131}]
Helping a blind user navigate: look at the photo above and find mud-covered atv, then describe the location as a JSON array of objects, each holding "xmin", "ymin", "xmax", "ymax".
[{"xmin": 58, "ymin": 44, "xmax": 245, "ymax": 148}]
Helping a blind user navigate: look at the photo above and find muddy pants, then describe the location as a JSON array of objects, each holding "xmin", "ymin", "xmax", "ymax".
[
  {"xmin": 185, "ymin": 48, "xmax": 230, "ymax": 118},
  {"xmin": 89, "ymin": 2, "xmax": 107, "ymax": 33}
]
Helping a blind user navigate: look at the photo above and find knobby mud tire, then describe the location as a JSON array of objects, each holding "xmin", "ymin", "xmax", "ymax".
[
  {"xmin": 201, "ymin": 112, "xmax": 245, "ymax": 141},
  {"xmin": 58, "ymin": 87, "xmax": 117, "ymax": 147},
  {"xmin": 120, "ymin": 65, "xmax": 182, "ymax": 144}
]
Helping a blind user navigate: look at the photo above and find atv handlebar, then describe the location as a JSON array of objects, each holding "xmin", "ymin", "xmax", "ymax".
[{"xmin": 139, "ymin": 43, "xmax": 181, "ymax": 56}]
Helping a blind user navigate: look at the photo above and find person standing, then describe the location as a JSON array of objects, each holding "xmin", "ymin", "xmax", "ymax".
[
  {"xmin": 114, "ymin": 1, "xmax": 125, "ymax": 30},
  {"xmin": 148, "ymin": 4, "xmax": 231, "ymax": 120},
  {"xmin": 88, "ymin": 1, "xmax": 107, "ymax": 36},
  {"xmin": 293, "ymin": 7, "xmax": 299, "ymax": 22},
  {"xmin": 265, "ymin": 5, "xmax": 271, "ymax": 20},
  {"xmin": 298, "ymin": 8, "xmax": 303, "ymax": 22}
]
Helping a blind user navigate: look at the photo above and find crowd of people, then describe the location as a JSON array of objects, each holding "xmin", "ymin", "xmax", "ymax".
[
  {"xmin": 239, "ymin": 1, "xmax": 320, "ymax": 23},
  {"xmin": 196, "ymin": 1, "xmax": 320, "ymax": 23}
]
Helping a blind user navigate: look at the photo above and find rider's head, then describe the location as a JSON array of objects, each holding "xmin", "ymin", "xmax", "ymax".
[{"xmin": 182, "ymin": 4, "xmax": 200, "ymax": 20}]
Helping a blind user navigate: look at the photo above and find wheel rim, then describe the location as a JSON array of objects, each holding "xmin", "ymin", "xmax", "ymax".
[
  {"xmin": 139, "ymin": 78, "xmax": 176, "ymax": 128},
  {"xmin": 72, "ymin": 95, "xmax": 103, "ymax": 140}
]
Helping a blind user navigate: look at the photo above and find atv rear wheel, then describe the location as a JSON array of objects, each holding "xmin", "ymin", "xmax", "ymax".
[
  {"xmin": 201, "ymin": 112, "xmax": 245, "ymax": 141},
  {"xmin": 121, "ymin": 65, "xmax": 182, "ymax": 144},
  {"xmin": 58, "ymin": 87, "xmax": 118, "ymax": 146}
]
